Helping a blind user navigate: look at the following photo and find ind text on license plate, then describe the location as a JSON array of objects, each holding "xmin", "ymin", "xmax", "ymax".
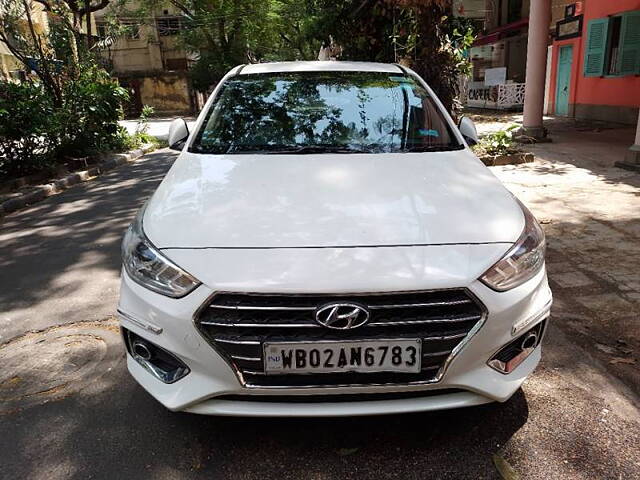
[{"xmin": 263, "ymin": 339, "xmax": 422, "ymax": 374}]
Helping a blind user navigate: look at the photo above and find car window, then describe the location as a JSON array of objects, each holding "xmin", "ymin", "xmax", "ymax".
[{"xmin": 190, "ymin": 71, "xmax": 462, "ymax": 154}]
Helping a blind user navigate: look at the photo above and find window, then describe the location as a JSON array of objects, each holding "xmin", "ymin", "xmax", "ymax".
[
  {"xmin": 190, "ymin": 71, "xmax": 462, "ymax": 155},
  {"xmin": 121, "ymin": 21, "xmax": 141, "ymax": 40},
  {"xmin": 95, "ymin": 21, "xmax": 139, "ymax": 41},
  {"xmin": 165, "ymin": 58, "xmax": 188, "ymax": 71},
  {"xmin": 156, "ymin": 17, "xmax": 183, "ymax": 36},
  {"xmin": 507, "ymin": 0, "xmax": 523, "ymax": 23},
  {"xmin": 96, "ymin": 22, "xmax": 107, "ymax": 39},
  {"xmin": 584, "ymin": 10, "xmax": 640, "ymax": 77},
  {"xmin": 606, "ymin": 17, "xmax": 623, "ymax": 75}
]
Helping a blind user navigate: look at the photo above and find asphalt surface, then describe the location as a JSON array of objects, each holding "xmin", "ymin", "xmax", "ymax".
[{"xmin": 1, "ymin": 149, "xmax": 639, "ymax": 479}]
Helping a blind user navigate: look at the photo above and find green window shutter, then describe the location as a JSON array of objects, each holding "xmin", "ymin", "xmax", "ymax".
[
  {"xmin": 618, "ymin": 11, "xmax": 640, "ymax": 75},
  {"xmin": 584, "ymin": 18, "xmax": 609, "ymax": 77}
]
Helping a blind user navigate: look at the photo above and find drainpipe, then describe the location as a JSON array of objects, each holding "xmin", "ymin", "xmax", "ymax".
[
  {"xmin": 521, "ymin": 0, "xmax": 551, "ymax": 141},
  {"xmin": 616, "ymin": 110, "xmax": 640, "ymax": 171}
]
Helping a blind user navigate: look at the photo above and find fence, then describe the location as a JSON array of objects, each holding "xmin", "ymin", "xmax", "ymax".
[{"xmin": 461, "ymin": 78, "xmax": 526, "ymax": 110}]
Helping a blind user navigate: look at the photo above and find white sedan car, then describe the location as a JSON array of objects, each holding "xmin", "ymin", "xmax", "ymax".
[{"xmin": 118, "ymin": 61, "xmax": 552, "ymax": 416}]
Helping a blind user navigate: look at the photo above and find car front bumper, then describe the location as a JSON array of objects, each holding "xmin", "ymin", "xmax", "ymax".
[{"xmin": 118, "ymin": 264, "xmax": 551, "ymax": 417}]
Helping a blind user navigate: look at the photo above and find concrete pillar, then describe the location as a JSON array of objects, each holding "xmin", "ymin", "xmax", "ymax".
[
  {"xmin": 617, "ymin": 110, "xmax": 640, "ymax": 170},
  {"xmin": 522, "ymin": 0, "xmax": 551, "ymax": 140}
]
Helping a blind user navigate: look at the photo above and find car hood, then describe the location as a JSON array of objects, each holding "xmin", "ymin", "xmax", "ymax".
[{"xmin": 144, "ymin": 150, "xmax": 523, "ymax": 249}]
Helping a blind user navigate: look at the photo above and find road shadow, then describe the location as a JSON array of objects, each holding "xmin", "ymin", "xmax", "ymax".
[
  {"xmin": 0, "ymin": 366, "xmax": 529, "ymax": 479},
  {"xmin": 0, "ymin": 150, "xmax": 176, "ymax": 337}
]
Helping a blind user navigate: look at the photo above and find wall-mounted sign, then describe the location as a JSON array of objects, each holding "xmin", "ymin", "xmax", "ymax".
[
  {"xmin": 484, "ymin": 67, "xmax": 507, "ymax": 86},
  {"xmin": 467, "ymin": 82, "xmax": 499, "ymax": 109},
  {"xmin": 556, "ymin": 15, "xmax": 583, "ymax": 41}
]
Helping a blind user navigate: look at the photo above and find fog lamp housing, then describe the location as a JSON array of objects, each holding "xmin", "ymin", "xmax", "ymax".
[
  {"xmin": 488, "ymin": 320, "xmax": 547, "ymax": 374},
  {"xmin": 122, "ymin": 328, "xmax": 190, "ymax": 383}
]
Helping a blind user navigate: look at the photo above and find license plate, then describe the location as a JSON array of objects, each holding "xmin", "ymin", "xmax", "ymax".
[{"xmin": 263, "ymin": 339, "xmax": 422, "ymax": 374}]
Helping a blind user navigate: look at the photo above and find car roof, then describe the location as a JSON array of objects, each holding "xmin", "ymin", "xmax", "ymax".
[{"xmin": 238, "ymin": 61, "xmax": 404, "ymax": 75}]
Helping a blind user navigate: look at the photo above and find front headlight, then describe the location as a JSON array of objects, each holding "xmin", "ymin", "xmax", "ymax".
[
  {"xmin": 480, "ymin": 199, "xmax": 546, "ymax": 291},
  {"xmin": 122, "ymin": 206, "xmax": 200, "ymax": 298}
]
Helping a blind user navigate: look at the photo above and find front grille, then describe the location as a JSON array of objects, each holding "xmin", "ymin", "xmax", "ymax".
[{"xmin": 195, "ymin": 290, "xmax": 485, "ymax": 388}]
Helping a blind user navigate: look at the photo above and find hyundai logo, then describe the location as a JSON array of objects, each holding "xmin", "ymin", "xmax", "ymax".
[{"xmin": 315, "ymin": 303, "xmax": 370, "ymax": 330}]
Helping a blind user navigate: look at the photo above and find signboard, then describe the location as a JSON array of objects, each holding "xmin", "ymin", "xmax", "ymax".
[
  {"xmin": 466, "ymin": 81, "xmax": 499, "ymax": 109},
  {"xmin": 556, "ymin": 15, "xmax": 583, "ymax": 40},
  {"xmin": 484, "ymin": 67, "xmax": 507, "ymax": 86}
]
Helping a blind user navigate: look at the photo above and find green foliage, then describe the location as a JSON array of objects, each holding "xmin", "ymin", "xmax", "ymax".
[
  {"xmin": 57, "ymin": 63, "xmax": 130, "ymax": 156},
  {"xmin": 0, "ymin": 82, "xmax": 58, "ymax": 179},
  {"xmin": 137, "ymin": 105, "xmax": 155, "ymax": 133},
  {"xmin": 126, "ymin": 0, "xmax": 477, "ymax": 111},
  {"xmin": 131, "ymin": 0, "xmax": 278, "ymax": 91},
  {"xmin": 473, "ymin": 125, "xmax": 521, "ymax": 156},
  {"xmin": 275, "ymin": 1, "xmax": 477, "ymax": 114},
  {"xmin": 124, "ymin": 105, "xmax": 160, "ymax": 149},
  {"xmin": 0, "ymin": 1, "xmax": 139, "ymax": 181},
  {"xmin": 0, "ymin": 70, "xmax": 135, "ymax": 180}
]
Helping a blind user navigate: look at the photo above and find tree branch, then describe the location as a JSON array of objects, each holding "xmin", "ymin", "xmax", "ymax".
[
  {"xmin": 0, "ymin": 29, "xmax": 29, "ymax": 64},
  {"xmin": 168, "ymin": 0, "xmax": 193, "ymax": 17},
  {"xmin": 32, "ymin": 0, "xmax": 53, "ymax": 12},
  {"xmin": 21, "ymin": 0, "xmax": 63, "ymax": 106}
]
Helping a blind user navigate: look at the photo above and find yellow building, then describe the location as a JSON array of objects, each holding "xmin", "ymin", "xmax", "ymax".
[
  {"xmin": 94, "ymin": 5, "xmax": 202, "ymax": 117},
  {"xmin": 0, "ymin": 3, "xmax": 51, "ymax": 81},
  {"xmin": 1, "ymin": 1, "xmax": 198, "ymax": 116}
]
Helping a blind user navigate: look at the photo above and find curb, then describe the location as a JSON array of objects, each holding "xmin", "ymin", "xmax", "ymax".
[{"xmin": 0, "ymin": 145, "xmax": 155, "ymax": 218}]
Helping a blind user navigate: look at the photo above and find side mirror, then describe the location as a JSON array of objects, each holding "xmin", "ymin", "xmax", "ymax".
[
  {"xmin": 458, "ymin": 116, "xmax": 479, "ymax": 146},
  {"xmin": 168, "ymin": 118, "xmax": 189, "ymax": 151}
]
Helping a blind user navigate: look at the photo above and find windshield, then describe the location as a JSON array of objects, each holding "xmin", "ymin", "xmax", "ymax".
[{"xmin": 190, "ymin": 71, "xmax": 463, "ymax": 154}]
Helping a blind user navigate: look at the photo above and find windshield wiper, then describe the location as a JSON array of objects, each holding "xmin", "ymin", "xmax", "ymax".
[
  {"xmin": 262, "ymin": 144, "xmax": 372, "ymax": 154},
  {"xmin": 402, "ymin": 144, "xmax": 464, "ymax": 152}
]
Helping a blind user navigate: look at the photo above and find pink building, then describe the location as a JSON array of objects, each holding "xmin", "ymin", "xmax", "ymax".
[{"xmin": 547, "ymin": 0, "xmax": 640, "ymax": 125}]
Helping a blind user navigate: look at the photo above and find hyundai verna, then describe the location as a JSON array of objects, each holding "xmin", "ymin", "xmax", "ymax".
[{"xmin": 118, "ymin": 61, "xmax": 552, "ymax": 416}]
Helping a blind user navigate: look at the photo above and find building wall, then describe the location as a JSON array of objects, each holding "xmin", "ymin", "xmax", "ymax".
[
  {"xmin": 0, "ymin": 5, "xmax": 50, "ymax": 80},
  {"xmin": 139, "ymin": 73, "xmax": 192, "ymax": 115},
  {"xmin": 548, "ymin": 0, "xmax": 640, "ymax": 124},
  {"xmin": 94, "ymin": 6, "xmax": 196, "ymax": 116}
]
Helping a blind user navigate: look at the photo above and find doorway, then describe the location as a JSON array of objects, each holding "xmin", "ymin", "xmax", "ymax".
[{"xmin": 555, "ymin": 45, "xmax": 573, "ymax": 116}]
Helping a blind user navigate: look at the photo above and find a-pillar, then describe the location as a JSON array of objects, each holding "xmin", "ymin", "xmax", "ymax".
[{"xmin": 521, "ymin": 0, "xmax": 552, "ymax": 141}]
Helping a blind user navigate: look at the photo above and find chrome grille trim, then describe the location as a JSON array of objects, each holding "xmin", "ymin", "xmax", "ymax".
[
  {"xmin": 210, "ymin": 305, "xmax": 317, "ymax": 311},
  {"xmin": 194, "ymin": 289, "xmax": 487, "ymax": 389},
  {"xmin": 213, "ymin": 338, "xmax": 261, "ymax": 345},
  {"xmin": 368, "ymin": 300, "xmax": 473, "ymax": 309},
  {"xmin": 202, "ymin": 321, "xmax": 322, "ymax": 328},
  {"xmin": 230, "ymin": 355, "xmax": 262, "ymax": 362},
  {"xmin": 208, "ymin": 299, "xmax": 473, "ymax": 311},
  {"xmin": 203, "ymin": 317, "xmax": 481, "ymax": 328},
  {"xmin": 367, "ymin": 314, "xmax": 481, "ymax": 327},
  {"xmin": 423, "ymin": 332, "xmax": 469, "ymax": 341},
  {"xmin": 243, "ymin": 369, "xmax": 267, "ymax": 376},
  {"xmin": 422, "ymin": 350, "xmax": 452, "ymax": 357}
]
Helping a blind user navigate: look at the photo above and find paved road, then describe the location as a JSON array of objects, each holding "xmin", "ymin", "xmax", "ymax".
[
  {"xmin": 0, "ymin": 150, "xmax": 172, "ymax": 343},
  {"xmin": 1, "ymin": 149, "xmax": 639, "ymax": 479}
]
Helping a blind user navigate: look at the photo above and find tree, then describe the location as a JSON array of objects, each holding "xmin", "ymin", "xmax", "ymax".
[
  {"xmin": 31, "ymin": 0, "xmax": 112, "ymax": 48},
  {"xmin": 129, "ymin": 0, "xmax": 277, "ymax": 91},
  {"xmin": 0, "ymin": 0, "xmax": 132, "ymax": 174},
  {"xmin": 297, "ymin": 0, "xmax": 476, "ymax": 114},
  {"xmin": 116, "ymin": 0, "xmax": 474, "ymax": 110},
  {"xmin": 0, "ymin": 0, "xmax": 66, "ymax": 106}
]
